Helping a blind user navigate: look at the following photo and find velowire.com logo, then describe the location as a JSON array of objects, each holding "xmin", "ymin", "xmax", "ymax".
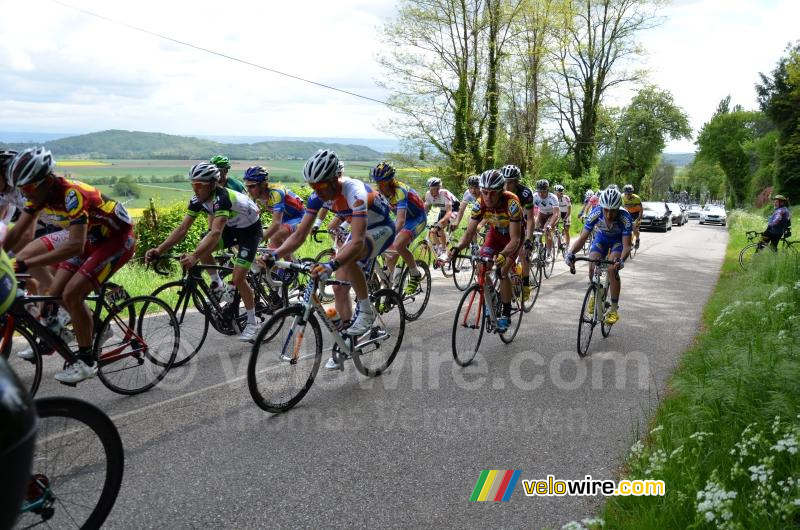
[{"xmin": 469, "ymin": 470, "xmax": 522, "ymax": 501}]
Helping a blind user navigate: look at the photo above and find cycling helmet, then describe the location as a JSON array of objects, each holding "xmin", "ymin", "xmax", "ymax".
[
  {"xmin": 599, "ymin": 187, "xmax": 622, "ymax": 210},
  {"xmin": 189, "ymin": 162, "xmax": 220, "ymax": 183},
  {"xmin": 243, "ymin": 166, "xmax": 269, "ymax": 183},
  {"xmin": 479, "ymin": 169, "xmax": 504, "ymax": 190},
  {"xmin": 585, "ymin": 189, "xmax": 594, "ymax": 199},
  {"xmin": 0, "ymin": 150, "xmax": 18, "ymax": 187},
  {"xmin": 554, "ymin": 184, "xmax": 565, "ymax": 192},
  {"xmin": 466, "ymin": 175, "xmax": 480, "ymax": 188},
  {"xmin": 535, "ymin": 179, "xmax": 549, "ymax": 191},
  {"xmin": 370, "ymin": 162, "xmax": 396, "ymax": 182},
  {"xmin": 303, "ymin": 149, "xmax": 340, "ymax": 184},
  {"xmin": 9, "ymin": 147, "xmax": 55, "ymax": 188},
  {"xmin": 426, "ymin": 177, "xmax": 441, "ymax": 188},
  {"xmin": 336, "ymin": 161, "xmax": 344, "ymax": 176},
  {"xmin": 623, "ymin": 184, "xmax": 634, "ymax": 193},
  {"xmin": 607, "ymin": 183, "xmax": 619, "ymax": 191},
  {"xmin": 500, "ymin": 164, "xmax": 521, "ymax": 181},
  {"xmin": 209, "ymin": 155, "xmax": 231, "ymax": 169}
]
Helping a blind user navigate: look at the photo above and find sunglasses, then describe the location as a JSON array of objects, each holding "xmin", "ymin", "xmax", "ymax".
[
  {"xmin": 19, "ymin": 183, "xmax": 42, "ymax": 195},
  {"xmin": 245, "ymin": 183, "xmax": 260, "ymax": 189},
  {"xmin": 310, "ymin": 181, "xmax": 331, "ymax": 192}
]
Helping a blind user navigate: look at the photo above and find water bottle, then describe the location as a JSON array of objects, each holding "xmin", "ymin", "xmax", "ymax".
[{"xmin": 326, "ymin": 307, "xmax": 342, "ymax": 330}]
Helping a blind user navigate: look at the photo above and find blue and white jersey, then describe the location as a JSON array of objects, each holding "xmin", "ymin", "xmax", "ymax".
[{"xmin": 583, "ymin": 206, "xmax": 633, "ymax": 238}]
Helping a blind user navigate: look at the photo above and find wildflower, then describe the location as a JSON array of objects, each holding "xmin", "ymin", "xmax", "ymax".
[
  {"xmin": 650, "ymin": 425, "xmax": 664, "ymax": 435},
  {"xmin": 629, "ymin": 440, "xmax": 644, "ymax": 459},
  {"xmin": 772, "ymin": 435, "xmax": 798, "ymax": 455},
  {"xmin": 581, "ymin": 517, "xmax": 605, "ymax": 528},
  {"xmin": 769, "ymin": 286, "xmax": 788, "ymax": 299},
  {"xmin": 561, "ymin": 521, "xmax": 585, "ymax": 530}
]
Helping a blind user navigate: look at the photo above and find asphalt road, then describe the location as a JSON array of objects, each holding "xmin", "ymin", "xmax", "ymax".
[{"xmin": 33, "ymin": 220, "xmax": 728, "ymax": 528}]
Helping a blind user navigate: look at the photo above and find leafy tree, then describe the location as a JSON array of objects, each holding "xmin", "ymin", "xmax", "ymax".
[
  {"xmin": 756, "ymin": 41, "xmax": 800, "ymax": 202},
  {"xmin": 113, "ymin": 176, "xmax": 141, "ymax": 198},
  {"xmin": 683, "ymin": 158, "xmax": 726, "ymax": 202}
]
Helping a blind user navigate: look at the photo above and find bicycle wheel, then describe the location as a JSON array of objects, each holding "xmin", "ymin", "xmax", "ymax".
[
  {"xmin": 499, "ymin": 276, "xmax": 524, "ymax": 344},
  {"xmin": 95, "ymin": 296, "xmax": 179, "ymax": 395},
  {"xmin": 452, "ymin": 254, "xmax": 475, "ymax": 290},
  {"xmin": 247, "ymin": 305, "xmax": 322, "ymax": 413},
  {"xmin": 314, "ymin": 248, "xmax": 335, "ymax": 263},
  {"xmin": 452, "ymin": 284, "xmax": 485, "ymax": 366},
  {"xmin": 543, "ymin": 245, "xmax": 556, "ymax": 278},
  {"xmin": 2, "ymin": 323, "xmax": 42, "ymax": 397},
  {"xmin": 601, "ymin": 299, "xmax": 614, "ymax": 337},
  {"xmin": 577, "ymin": 284, "xmax": 597, "ymax": 357},
  {"xmin": 412, "ymin": 240, "xmax": 433, "ymax": 266},
  {"xmin": 583, "ymin": 232, "xmax": 593, "ymax": 255},
  {"xmin": 15, "ymin": 397, "xmax": 124, "ymax": 529},
  {"xmin": 523, "ymin": 254, "xmax": 542, "ymax": 313},
  {"xmin": 150, "ymin": 281, "xmax": 209, "ymax": 367},
  {"xmin": 439, "ymin": 256, "xmax": 454, "ymax": 277},
  {"xmin": 352, "ymin": 288, "xmax": 405, "ymax": 376},
  {"xmin": 399, "ymin": 261, "xmax": 431, "ymax": 321},
  {"xmin": 738, "ymin": 242, "xmax": 765, "ymax": 271}
]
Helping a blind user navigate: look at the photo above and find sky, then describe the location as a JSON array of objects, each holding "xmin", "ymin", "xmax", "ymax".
[{"xmin": 0, "ymin": 0, "xmax": 797, "ymax": 153}]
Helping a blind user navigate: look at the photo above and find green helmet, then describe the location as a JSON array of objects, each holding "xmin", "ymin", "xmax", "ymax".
[{"xmin": 210, "ymin": 155, "xmax": 231, "ymax": 170}]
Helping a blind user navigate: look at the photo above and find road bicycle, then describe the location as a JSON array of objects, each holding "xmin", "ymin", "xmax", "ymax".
[
  {"xmin": 2, "ymin": 279, "xmax": 179, "ymax": 396},
  {"xmin": 411, "ymin": 224, "xmax": 454, "ymax": 277},
  {"xmin": 520, "ymin": 234, "xmax": 544, "ymax": 313},
  {"xmin": 247, "ymin": 260, "xmax": 405, "ymax": 413},
  {"xmin": 14, "ymin": 396, "xmax": 125, "ymax": 529},
  {"xmin": 150, "ymin": 254, "xmax": 288, "ymax": 366},
  {"xmin": 451, "ymin": 227, "xmax": 488, "ymax": 291},
  {"xmin": 367, "ymin": 252, "xmax": 431, "ymax": 321},
  {"xmin": 451, "ymin": 255, "xmax": 523, "ymax": 366},
  {"xmin": 739, "ymin": 230, "xmax": 798, "ymax": 271},
  {"xmin": 572, "ymin": 257, "xmax": 616, "ymax": 357}
]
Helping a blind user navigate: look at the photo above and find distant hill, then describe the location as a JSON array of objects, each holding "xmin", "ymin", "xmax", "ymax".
[
  {"xmin": 662, "ymin": 152, "xmax": 695, "ymax": 167},
  {"xmin": 0, "ymin": 130, "xmax": 383, "ymax": 160}
]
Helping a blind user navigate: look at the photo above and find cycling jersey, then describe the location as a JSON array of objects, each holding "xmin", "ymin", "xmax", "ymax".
[
  {"xmin": 384, "ymin": 181, "xmax": 426, "ymax": 220},
  {"xmin": 305, "ymin": 177, "xmax": 392, "ymax": 229},
  {"xmin": 470, "ymin": 191, "xmax": 522, "ymax": 235},
  {"xmin": 583, "ymin": 207, "xmax": 633, "ymax": 238},
  {"xmin": 187, "ymin": 187, "xmax": 261, "ymax": 229},
  {"xmin": 622, "ymin": 194, "xmax": 643, "ymax": 219},
  {"xmin": 425, "ymin": 188, "xmax": 458, "ymax": 210},
  {"xmin": 506, "ymin": 184, "xmax": 534, "ymax": 211},
  {"xmin": 532, "ymin": 192, "xmax": 560, "ymax": 215},
  {"xmin": 225, "ymin": 177, "xmax": 246, "ymax": 194},
  {"xmin": 23, "ymin": 177, "xmax": 132, "ymax": 239},
  {"xmin": 556, "ymin": 194, "xmax": 572, "ymax": 213},
  {"xmin": 256, "ymin": 184, "xmax": 304, "ymax": 223},
  {"xmin": 461, "ymin": 189, "xmax": 479, "ymax": 206},
  {"xmin": 0, "ymin": 189, "xmax": 24, "ymax": 224}
]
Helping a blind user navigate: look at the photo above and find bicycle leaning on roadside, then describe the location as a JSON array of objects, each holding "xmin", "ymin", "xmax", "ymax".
[
  {"xmin": 739, "ymin": 230, "xmax": 798, "ymax": 271},
  {"xmin": 247, "ymin": 260, "xmax": 406, "ymax": 413}
]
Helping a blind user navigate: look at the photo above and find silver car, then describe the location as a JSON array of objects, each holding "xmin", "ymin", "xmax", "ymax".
[{"xmin": 699, "ymin": 205, "xmax": 727, "ymax": 226}]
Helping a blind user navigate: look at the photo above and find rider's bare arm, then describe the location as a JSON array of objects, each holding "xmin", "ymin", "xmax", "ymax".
[
  {"xmin": 273, "ymin": 211, "xmax": 316, "ymax": 258},
  {"xmin": 3, "ymin": 210, "xmax": 37, "ymax": 252},
  {"xmin": 263, "ymin": 210, "xmax": 284, "ymax": 243},
  {"xmin": 24, "ymin": 222, "xmax": 86, "ymax": 269},
  {"xmin": 148, "ymin": 214, "xmax": 195, "ymax": 259},
  {"xmin": 192, "ymin": 215, "xmax": 226, "ymax": 259}
]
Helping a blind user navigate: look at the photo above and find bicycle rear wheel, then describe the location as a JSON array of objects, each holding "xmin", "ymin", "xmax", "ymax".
[
  {"xmin": 352, "ymin": 289, "xmax": 405, "ymax": 376},
  {"xmin": 577, "ymin": 285, "xmax": 597, "ymax": 357},
  {"xmin": 150, "ymin": 281, "xmax": 209, "ymax": 367},
  {"xmin": 738, "ymin": 242, "xmax": 766, "ymax": 271},
  {"xmin": 15, "ymin": 397, "xmax": 124, "ymax": 529},
  {"xmin": 452, "ymin": 284, "xmax": 485, "ymax": 366},
  {"xmin": 399, "ymin": 261, "xmax": 431, "ymax": 321},
  {"xmin": 412, "ymin": 240, "xmax": 433, "ymax": 266},
  {"xmin": 544, "ymin": 245, "xmax": 556, "ymax": 278},
  {"xmin": 523, "ymin": 253, "xmax": 542, "ymax": 313},
  {"xmin": 499, "ymin": 276, "xmax": 524, "ymax": 344},
  {"xmin": 452, "ymin": 254, "xmax": 475, "ymax": 290},
  {"xmin": 2, "ymin": 323, "xmax": 42, "ymax": 396},
  {"xmin": 95, "ymin": 296, "xmax": 179, "ymax": 395},
  {"xmin": 248, "ymin": 305, "xmax": 322, "ymax": 413}
]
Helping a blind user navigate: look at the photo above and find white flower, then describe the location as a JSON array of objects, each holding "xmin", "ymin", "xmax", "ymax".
[
  {"xmin": 769, "ymin": 286, "xmax": 788, "ymax": 299},
  {"xmin": 561, "ymin": 522, "xmax": 586, "ymax": 530},
  {"xmin": 581, "ymin": 517, "xmax": 605, "ymax": 528},
  {"xmin": 629, "ymin": 439, "xmax": 644, "ymax": 459},
  {"xmin": 690, "ymin": 431, "xmax": 712, "ymax": 442},
  {"xmin": 772, "ymin": 435, "xmax": 799, "ymax": 455},
  {"xmin": 650, "ymin": 425, "xmax": 664, "ymax": 435},
  {"xmin": 775, "ymin": 302, "xmax": 791, "ymax": 312},
  {"xmin": 777, "ymin": 330, "xmax": 788, "ymax": 341}
]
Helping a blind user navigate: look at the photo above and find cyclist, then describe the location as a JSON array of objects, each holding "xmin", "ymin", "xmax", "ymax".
[
  {"xmin": 500, "ymin": 165, "xmax": 535, "ymax": 301},
  {"xmin": 263, "ymin": 149, "xmax": 395, "ymax": 370},
  {"xmin": 532, "ymin": 179, "xmax": 561, "ymax": 255},
  {"xmin": 5, "ymin": 147, "xmax": 136, "ymax": 384},
  {"xmin": 424, "ymin": 177, "xmax": 459, "ymax": 261},
  {"xmin": 370, "ymin": 162, "xmax": 425, "ymax": 292},
  {"xmin": 145, "ymin": 162, "xmax": 263, "ymax": 342},
  {"xmin": 762, "ymin": 194, "xmax": 791, "ymax": 249},
  {"xmin": 448, "ymin": 169, "xmax": 522, "ymax": 332},
  {"xmin": 453, "ymin": 175, "xmax": 480, "ymax": 229},
  {"xmin": 241, "ymin": 166, "xmax": 304, "ymax": 250},
  {"xmin": 565, "ymin": 187, "xmax": 632, "ymax": 325},
  {"xmin": 579, "ymin": 189, "xmax": 599, "ymax": 219},
  {"xmin": 0, "ymin": 150, "xmax": 23, "ymax": 224},
  {"xmin": 210, "ymin": 155, "xmax": 246, "ymax": 193},
  {"xmin": 554, "ymin": 184, "xmax": 573, "ymax": 250},
  {"xmin": 622, "ymin": 184, "xmax": 643, "ymax": 249}
]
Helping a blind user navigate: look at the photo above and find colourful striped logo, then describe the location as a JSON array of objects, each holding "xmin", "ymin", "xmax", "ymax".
[{"xmin": 470, "ymin": 470, "xmax": 522, "ymax": 501}]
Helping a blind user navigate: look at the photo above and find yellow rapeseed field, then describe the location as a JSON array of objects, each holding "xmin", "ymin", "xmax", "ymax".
[{"xmin": 55, "ymin": 160, "xmax": 111, "ymax": 167}]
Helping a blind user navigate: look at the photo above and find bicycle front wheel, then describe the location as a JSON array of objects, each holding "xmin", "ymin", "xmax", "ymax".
[
  {"xmin": 399, "ymin": 261, "xmax": 431, "ymax": 321},
  {"xmin": 15, "ymin": 397, "xmax": 124, "ymax": 529},
  {"xmin": 2, "ymin": 323, "xmax": 42, "ymax": 397},
  {"xmin": 544, "ymin": 245, "xmax": 556, "ymax": 278},
  {"xmin": 95, "ymin": 296, "xmax": 179, "ymax": 395},
  {"xmin": 452, "ymin": 284, "xmax": 485, "ymax": 366},
  {"xmin": 452, "ymin": 254, "xmax": 475, "ymax": 290},
  {"xmin": 150, "ymin": 281, "xmax": 209, "ymax": 367},
  {"xmin": 738, "ymin": 242, "xmax": 765, "ymax": 271},
  {"xmin": 523, "ymin": 255, "xmax": 543, "ymax": 313},
  {"xmin": 577, "ymin": 285, "xmax": 597, "ymax": 357},
  {"xmin": 352, "ymin": 289, "xmax": 405, "ymax": 376},
  {"xmin": 247, "ymin": 305, "xmax": 322, "ymax": 413}
]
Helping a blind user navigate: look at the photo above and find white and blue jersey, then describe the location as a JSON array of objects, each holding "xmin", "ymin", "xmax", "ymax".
[{"xmin": 584, "ymin": 206, "xmax": 633, "ymax": 255}]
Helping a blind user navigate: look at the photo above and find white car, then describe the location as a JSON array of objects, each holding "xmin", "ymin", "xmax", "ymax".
[{"xmin": 699, "ymin": 205, "xmax": 727, "ymax": 226}]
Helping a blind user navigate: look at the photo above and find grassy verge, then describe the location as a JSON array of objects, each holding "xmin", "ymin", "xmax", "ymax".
[{"xmin": 582, "ymin": 209, "xmax": 800, "ymax": 529}]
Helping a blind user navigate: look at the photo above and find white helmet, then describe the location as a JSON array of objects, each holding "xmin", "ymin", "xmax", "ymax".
[
  {"xmin": 336, "ymin": 161, "xmax": 344, "ymax": 176},
  {"xmin": 8, "ymin": 147, "xmax": 55, "ymax": 188},
  {"xmin": 303, "ymin": 149, "xmax": 340, "ymax": 184},
  {"xmin": 599, "ymin": 187, "xmax": 622, "ymax": 210},
  {"xmin": 479, "ymin": 169, "xmax": 504, "ymax": 190},
  {"xmin": 188, "ymin": 162, "xmax": 220, "ymax": 183},
  {"xmin": 426, "ymin": 177, "xmax": 442, "ymax": 188},
  {"xmin": 585, "ymin": 189, "xmax": 594, "ymax": 199}
]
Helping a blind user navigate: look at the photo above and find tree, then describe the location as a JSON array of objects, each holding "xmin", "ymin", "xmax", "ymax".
[
  {"xmin": 113, "ymin": 176, "xmax": 141, "ymax": 198},
  {"xmin": 548, "ymin": 0, "xmax": 661, "ymax": 180},
  {"xmin": 606, "ymin": 86, "xmax": 691, "ymax": 189},
  {"xmin": 683, "ymin": 158, "xmax": 726, "ymax": 202},
  {"xmin": 695, "ymin": 97, "xmax": 761, "ymax": 206},
  {"xmin": 756, "ymin": 41, "xmax": 800, "ymax": 202}
]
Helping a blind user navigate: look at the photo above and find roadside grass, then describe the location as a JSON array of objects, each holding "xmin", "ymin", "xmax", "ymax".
[{"xmin": 595, "ymin": 209, "xmax": 800, "ymax": 529}]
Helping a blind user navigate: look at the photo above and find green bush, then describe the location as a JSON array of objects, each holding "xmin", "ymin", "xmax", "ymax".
[{"xmin": 134, "ymin": 199, "xmax": 207, "ymax": 259}]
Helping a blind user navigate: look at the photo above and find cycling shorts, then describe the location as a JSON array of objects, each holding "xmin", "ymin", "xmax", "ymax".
[
  {"xmin": 38, "ymin": 229, "xmax": 71, "ymax": 251},
  {"xmin": 436, "ymin": 209, "xmax": 459, "ymax": 224},
  {"xmin": 589, "ymin": 232, "xmax": 623, "ymax": 257},
  {"xmin": 281, "ymin": 217, "xmax": 301, "ymax": 234},
  {"xmin": 214, "ymin": 221, "xmax": 262, "ymax": 269},
  {"xmin": 560, "ymin": 211, "xmax": 571, "ymax": 227},
  {"xmin": 535, "ymin": 212, "xmax": 555, "ymax": 229},
  {"xmin": 400, "ymin": 215, "xmax": 426, "ymax": 240},
  {"xmin": 34, "ymin": 224, "xmax": 64, "ymax": 240},
  {"xmin": 346, "ymin": 223, "xmax": 396, "ymax": 270},
  {"xmin": 480, "ymin": 227, "xmax": 515, "ymax": 258},
  {"xmin": 59, "ymin": 228, "xmax": 136, "ymax": 288}
]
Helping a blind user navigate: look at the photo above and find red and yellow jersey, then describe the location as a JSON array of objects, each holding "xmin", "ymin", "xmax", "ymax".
[
  {"xmin": 23, "ymin": 176, "xmax": 132, "ymax": 237},
  {"xmin": 470, "ymin": 191, "xmax": 522, "ymax": 234}
]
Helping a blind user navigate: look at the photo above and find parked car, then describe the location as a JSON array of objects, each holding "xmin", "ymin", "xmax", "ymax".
[
  {"xmin": 687, "ymin": 204, "xmax": 702, "ymax": 219},
  {"xmin": 666, "ymin": 202, "xmax": 688, "ymax": 226},
  {"xmin": 640, "ymin": 202, "xmax": 673, "ymax": 232},
  {"xmin": 699, "ymin": 205, "xmax": 727, "ymax": 226}
]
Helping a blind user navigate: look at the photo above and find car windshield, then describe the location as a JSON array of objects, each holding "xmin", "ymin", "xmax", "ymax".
[{"xmin": 643, "ymin": 202, "xmax": 665, "ymax": 211}]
